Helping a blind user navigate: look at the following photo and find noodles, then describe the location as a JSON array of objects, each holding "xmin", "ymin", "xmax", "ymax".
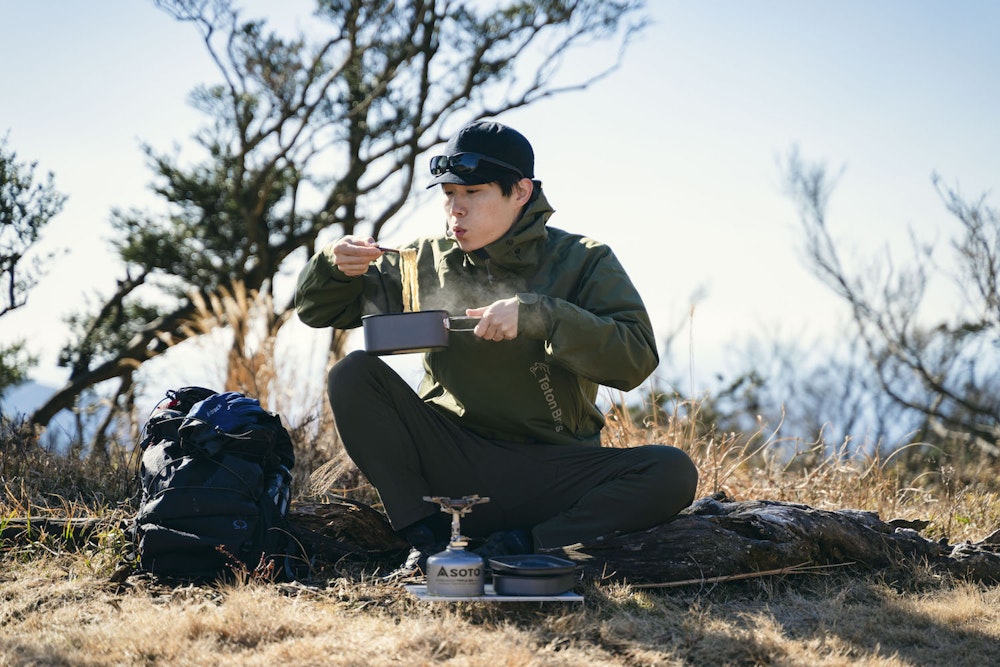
[{"xmin": 400, "ymin": 248, "xmax": 420, "ymax": 312}]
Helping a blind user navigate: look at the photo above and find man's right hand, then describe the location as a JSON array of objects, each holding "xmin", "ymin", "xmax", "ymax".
[{"xmin": 328, "ymin": 236, "xmax": 385, "ymax": 277}]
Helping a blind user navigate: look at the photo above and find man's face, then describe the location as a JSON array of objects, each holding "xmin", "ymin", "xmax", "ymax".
[{"xmin": 441, "ymin": 180, "xmax": 529, "ymax": 252}]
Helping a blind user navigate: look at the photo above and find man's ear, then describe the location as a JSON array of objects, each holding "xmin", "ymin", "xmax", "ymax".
[{"xmin": 515, "ymin": 178, "xmax": 534, "ymax": 205}]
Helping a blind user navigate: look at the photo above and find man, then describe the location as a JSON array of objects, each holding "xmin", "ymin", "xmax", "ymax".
[{"xmin": 295, "ymin": 120, "xmax": 698, "ymax": 575}]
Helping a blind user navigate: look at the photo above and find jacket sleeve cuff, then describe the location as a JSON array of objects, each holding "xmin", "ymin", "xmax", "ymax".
[{"xmin": 516, "ymin": 292, "xmax": 547, "ymax": 338}]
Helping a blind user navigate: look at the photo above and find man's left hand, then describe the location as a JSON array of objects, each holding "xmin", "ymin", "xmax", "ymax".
[{"xmin": 466, "ymin": 298, "xmax": 519, "ymax": 342}]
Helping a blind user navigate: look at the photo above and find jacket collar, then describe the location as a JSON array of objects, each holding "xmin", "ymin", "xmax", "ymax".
[{"xmin": 480, "ymin": 185, "xmax": 554, "ymax": 270}]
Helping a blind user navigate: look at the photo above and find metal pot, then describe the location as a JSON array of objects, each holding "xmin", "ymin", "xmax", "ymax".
[
  {"xmin": 362, "ymin": 310, "xmax": 479, "ymax": 355},
  {"xmin": 492, "ymin": 571, "xmax": 576, "ymax": 596},
  {"xmin": 488, "ymin": 554, "xmax": 579, "ymax": 596},
  {"xmin": 487, "ymin": 554, "xmax": 578, "ymax": 577}
]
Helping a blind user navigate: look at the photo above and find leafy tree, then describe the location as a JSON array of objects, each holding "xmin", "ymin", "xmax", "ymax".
[
  {"xmin": 31, "ymin": 0, "xmax": 647, "ymax": 448},
  {"xmin": 0, "ymin": 133, "xmax": 66, "ymax": 394},
  {"xmin": 0, "ymin": 341, "xmax": 36, "ymax": 395},
  {"xmin": 783, "ymin": 149, "xmax": 1000, "ymax": 459}
]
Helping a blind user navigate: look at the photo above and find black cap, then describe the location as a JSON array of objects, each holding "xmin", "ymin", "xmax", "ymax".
[{"xmin": 427, "ymin": 120, "xmax": 535, "ymax": 187}]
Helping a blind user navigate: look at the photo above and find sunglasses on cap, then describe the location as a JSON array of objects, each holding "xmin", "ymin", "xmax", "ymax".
[{"xmin": 429, "ymin": 152, "xmax": 524, "ymax": 178}]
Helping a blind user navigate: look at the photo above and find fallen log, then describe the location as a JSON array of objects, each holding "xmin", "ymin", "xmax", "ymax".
[
  {"xmin": 287, "ymin": 497, "xmax": 407, "ymax": 568},
  {"xmin": 0, "ymin": 499, "xmax": 402, "ymax": 568},
  {"xmin": 543, "ymin": 495, "xmax": 1000, "ymax": 585},
  {"xmin": 0, "ymin": 516, "xmax": 110, "ymax": 546},
  {"xmin": 5, "ymin": 495, "xmax": 998, "ymax": 586},
  {"xmin": 287, "ymin": 493, "xmax": 1000, "ymax": 585}
]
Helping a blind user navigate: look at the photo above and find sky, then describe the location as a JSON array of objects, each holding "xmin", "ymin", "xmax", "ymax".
[{"xmin": 2, "ymin": 0, "xmax": 999, "ymax": 413}]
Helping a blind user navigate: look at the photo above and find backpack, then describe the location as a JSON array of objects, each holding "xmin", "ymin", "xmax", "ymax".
[{"xmin": 131, "ymin": 386, "xmax": 298, "ymax": 580}]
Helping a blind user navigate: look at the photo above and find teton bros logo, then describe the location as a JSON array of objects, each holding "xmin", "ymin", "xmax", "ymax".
[{"xmin": 529, "ymin": 362, "xmax": 564, "ymax": 432}]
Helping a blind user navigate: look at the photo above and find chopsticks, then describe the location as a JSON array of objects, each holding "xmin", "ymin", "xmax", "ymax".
[{"xmin": 375, "ymin": 245, "xmax": 400, "ymax": 254}]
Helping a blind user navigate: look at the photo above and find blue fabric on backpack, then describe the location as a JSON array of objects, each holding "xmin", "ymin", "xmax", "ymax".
[
  {"xmin": 178, "ymin": 392, "xmax": 285, "ymax": 462},
  {"xmin": 185, "ymin": 392, "xmax": 268, "ymax": 434}
]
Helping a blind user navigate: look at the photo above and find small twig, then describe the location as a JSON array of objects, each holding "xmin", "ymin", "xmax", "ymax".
[{"xmin": 630, "ymin": 561, "xmax": 855, "ymax": 589}]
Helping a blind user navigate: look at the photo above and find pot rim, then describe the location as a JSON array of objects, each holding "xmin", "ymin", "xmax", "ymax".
[{"xmin": 487, "ymin": 554, "xmax": 578, "ymax": 577}]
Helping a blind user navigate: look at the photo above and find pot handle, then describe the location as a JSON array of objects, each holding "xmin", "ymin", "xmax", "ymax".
[{"xmin": 446, "ymin": 316, "xmax": 481, "ymax": 332}]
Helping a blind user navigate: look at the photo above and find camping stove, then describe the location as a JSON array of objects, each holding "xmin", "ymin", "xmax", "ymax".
[{"xmin": 423, "ymin": 495, "xmax": 490, "ymax": 596}]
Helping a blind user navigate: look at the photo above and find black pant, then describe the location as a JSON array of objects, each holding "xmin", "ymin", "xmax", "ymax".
[{"xmin": 328, "ymin": 351, "xmax": 698, "ymax": 548}]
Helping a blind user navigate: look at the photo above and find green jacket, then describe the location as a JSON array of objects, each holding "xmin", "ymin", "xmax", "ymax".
[{"xmin": 295, "ymin": 188, "xmax": 658, "ymax": 446}]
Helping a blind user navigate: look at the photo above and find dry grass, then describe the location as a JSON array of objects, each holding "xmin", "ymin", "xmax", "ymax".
[
  {"xmin": 1, "ymin": 555, "xmax": 999, "ymax": 666},
  {"xmin": 3, "ymin": 368, "xmax": 1000, "ymax": 664}
]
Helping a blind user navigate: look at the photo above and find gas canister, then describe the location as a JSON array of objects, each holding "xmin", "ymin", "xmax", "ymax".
[
  {"xmin": 422, "ymin": 494, "xmax": 490, "ymax": 597},
  {"xmin": 426, "ymin": 543, "xmax": 485, "ymax": 596}
]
